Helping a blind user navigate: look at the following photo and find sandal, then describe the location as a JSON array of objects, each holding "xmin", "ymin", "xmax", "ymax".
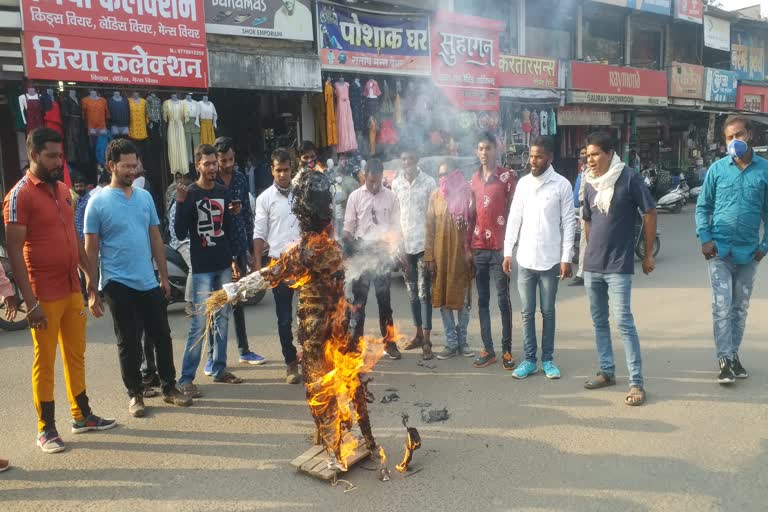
[
  {"xmin": 584, "ymin": 371, "xmax": 617, "ymax": 390},
  {"xmin": 422, "ymin": 342, "xmax": 434, "ymax": 361},
  {"xmin": 625, "ymin": 386, "xmax": 646, "ymax": 406},
  {"xmin": 213, "ymin": 372, "xmax": 243, "ymax": 384},
  {"xmin": 403, "ymin": 336, "xmax": 424, "ymax": 351},
  {"xmin": 143, "ymin": 387, "xmax": 159, "ymax": 398}
]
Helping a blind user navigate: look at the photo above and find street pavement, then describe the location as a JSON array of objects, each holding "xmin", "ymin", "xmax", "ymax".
[{"xmin": 1, "ymin": 208, "xmax": 767, "ymax": 512}]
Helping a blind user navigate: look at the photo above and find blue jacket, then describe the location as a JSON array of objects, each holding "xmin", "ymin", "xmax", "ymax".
[{"xmin": 695, "ymin": 154, "xmax": 768, "ymax": 264}]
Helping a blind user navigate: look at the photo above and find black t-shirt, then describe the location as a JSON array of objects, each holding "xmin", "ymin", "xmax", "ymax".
[
  {"xmin": 583, "ymin": 166, "xmax": 656, "ymax": 275},
  {"xmin": 174, "ymin": 183, "xmax": 234, "ymax": 274}
]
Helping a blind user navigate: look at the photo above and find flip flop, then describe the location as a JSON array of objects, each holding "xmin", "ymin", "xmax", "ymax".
[
  {"xmin": 625, "ymin": 386, "xmax": 646, "ymax": 406},
  {"xmin": 584, "ymin": 371, "xmax": 617, "ymax": 389}
]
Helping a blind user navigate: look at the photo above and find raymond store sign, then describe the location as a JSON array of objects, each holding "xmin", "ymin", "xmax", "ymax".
[
  {"xmin": 317, "ymin": 1, "xmax": 430, "ymax": 76},
  {"xmin": 431, "ymin": 10, "xmax": 505, "ymax": 111},
  {"xmin": 704, "ymin": 15, "xmax": 730, "ymax": 52},
  {"xmin": 668, "ymin": 62, "xmax": 704, "ymax": 99},
  {"xmin": 497, "ymin": 54, "xmax": 558, "ymax": 89},
  {"xmin": 731, "ymin": 30, "xmax": 765, "ymax": 81},
  {"xmin": 204, "ymin": 0, "xmax": 313, "ymax": 41},
  {"xmin": 673, "ymin": 0, "xmax": 703, "ymax": 24},
  {"xmin": 568, "ymin": 62, "xmax": 668, "ymax": 107},
  {"xmin": 704, "ymin": 68, "xmax": 736, "ymax": 103},
  {"xmin": 21, "ymin": 0, "xmax": 208, "ymax": 88},
  {"xmin": 737, "ymin": 84, "xmax": 768, "ymax": 113}
]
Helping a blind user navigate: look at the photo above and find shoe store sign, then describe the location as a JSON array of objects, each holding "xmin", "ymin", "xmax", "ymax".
[{"xmin": 204, "ymin": 0, "xmax": 313, "ymax": 41}]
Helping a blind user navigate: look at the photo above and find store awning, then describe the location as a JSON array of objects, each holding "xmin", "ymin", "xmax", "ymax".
[
  {"xmin": 208, "ymin": 50, "xmax": 322, "ymax": 93},
  {"xmin": 499, "ymin": 88, "xmax": 561, "ymax": 103},
  {"xmin": 747, "ymin": 115, "xmax": 768, "ymax": 126}
]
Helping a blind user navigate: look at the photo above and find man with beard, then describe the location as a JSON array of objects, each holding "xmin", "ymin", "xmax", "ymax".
[
  {"xmin": 273, "ymin": 0, "xmax": 313, "ymax": 36},
  {"xmin": 293, "ymin": 141, "xmax": 325, "ymax": 187},
  {"xmin": 85, "ymin": 139, "xmax": 192, "ymax": 417},
  {"xmin": 502, "ymin": 136, "xmax": 575, "ymax": 379},
  {"xmin": 4, "ymin": 128, "xmax": 117, "ymax": 453}
]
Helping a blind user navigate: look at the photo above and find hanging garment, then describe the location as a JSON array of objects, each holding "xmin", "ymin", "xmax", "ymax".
[
  {"xmin": 24, "ymin": 95, "xmax": 45, "ymax": 133},
  {"xmin": 394, "ymin": 93, "xmax": 402, "ymax": 125},
  {"xmin": 368, "ymin": 116, "xmax": 377, "ymax": 156},
  {"xmin": 531, "ymin": 110, "xmax": 540, "ymax": 138},
  {"xmin": 380, "ymin": 80, "xmax": 394, "ymax": 114},
  {"xmin": 43, "ymin": 98, "xmax": 63, "ymax": 137},
  {"xmin": 548, "ymin": 109, "xmax": 557, "ymax": 136},
  {"xmin": 198, "ymin": 101, "xmax": 217, "ymax": 145},
  {"xmin": 334, "ymin": 81, "xmax": 357, "ymax": 153},
  {"xmin": 324, "ymin": 81, "xmax": 338, "ymax": 147},
  {"xmin": 539, "ymin": 110, "xmax": 548, "ymax": 136},
  {"xmin": 364, "ymin": 79, "xmax": 382, "ymax": 99},
  {"xmin": 349, "ymin": 80, "xmax": 364, "ymax": 130},
  {"xmin": 146, "ymin": 95, "xmax": 162, "ymax": 124},
  {"xmin": 128, "ymin": 98, "xmax": 148, "ymax": 140},
  {"xmin": 82, "ymin": 96, "xmax": 109, "ymax": 131},
  {"xmin": 376, "ymin": 118, "xmax": 399, "ymax": 145},
  {"xmin": 163, "ymin": 100, "xmax": 188, "ymax": 175},
  {"xmin": 62, "ymin": 95, "xmax": 90, "ymax": 164},
  {"xmin": 108, "ymin": 97, "xmax": 130, "ymax": 129},
  {"xmin": 183, "ymin": 100, "xmax": 200, "ymax": 164},
  {"xmin": 95, "ymin": 133, "xmax": 110, "ymax": 166},
  {"xmin": 312, "ymin": 93, "xmax": 327, "ymax": 147}
]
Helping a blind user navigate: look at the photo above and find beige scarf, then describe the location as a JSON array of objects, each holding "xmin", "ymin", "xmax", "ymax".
[{"xmin": 586, "ymin": 153, "xmax": 624, "ymax": 214}]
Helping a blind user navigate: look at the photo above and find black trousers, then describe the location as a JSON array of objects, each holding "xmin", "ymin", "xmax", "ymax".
[
  {"xmin": 349, "ymin": 269, "xmax": 394, "ymax": 344},
  {"xmin": 103, "ymin": 281, "xmax": 177, "ymax": 397}
]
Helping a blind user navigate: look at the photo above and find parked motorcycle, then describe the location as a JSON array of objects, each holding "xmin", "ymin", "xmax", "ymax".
[{"xmin": 656, "ymin": 185, "xmax": 686, "ymax": 214}]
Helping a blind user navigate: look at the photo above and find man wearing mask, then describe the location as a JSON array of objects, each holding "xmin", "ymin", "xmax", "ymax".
[
  {"xmin": 207, "ymin": 137, "xmax": 264, "ymax": 371},
  {"xmin": 392, "ymin": 149, "xmax": 437, "ymax": 359},
  {"xmin": 581, "ymin": 131, "xmax": 656, "ymax": 407},
  {"xmin": 503, "ymin": 136, "xmax": 575, "ymax": 379},
  {"xmin": 571, "ymin": 145, "xmax": 588, "ymax": 286},
  {"xmin": 253, "ymin": 149, "xmax": 302, "ymax": 384},
  {"xmin": 695, "ymin": 116, "xmax": 768, "ymax": 384},
  {"xmin": 293, "ymin": 141, "xmax": 324, "ymax": 187}
]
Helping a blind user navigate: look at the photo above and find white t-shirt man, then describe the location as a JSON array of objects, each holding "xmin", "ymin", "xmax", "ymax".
[{"xmin": 273, "ymin": 0, "xmax": 312, "ymax": 38}]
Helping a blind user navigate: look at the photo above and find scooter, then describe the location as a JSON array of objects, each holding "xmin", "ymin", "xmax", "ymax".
[{"xmin": 656, "ymin": 185, "xmax": 686, "ymax": 214}]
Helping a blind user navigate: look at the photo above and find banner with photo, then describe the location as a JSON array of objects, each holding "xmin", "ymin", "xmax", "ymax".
[{"xmin": 204, "ymin": 0, "xmax": 313, "ymax": 41}]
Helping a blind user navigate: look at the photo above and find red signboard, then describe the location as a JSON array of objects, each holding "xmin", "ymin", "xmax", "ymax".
[
  {"xmin": 674, "ymin": 0, "xmax": 703, "ymax": 24},
  {"xmin": 431, "ymin": 10, "xmax": 505, "ymax": 112},
  {"xmin": 737, "ymin": 83, "xmax": 768, "ymax": 113},
  {"xmin": 21, "ymin": 0, "xmax": 208, "ymax": 88},
  {"xmin": 568, "ymin": 62, "xmax": 668, "ymax": 107},
  {"xmin": 497, "ymin": 54, "xmax": 558, "ymax": 89}
]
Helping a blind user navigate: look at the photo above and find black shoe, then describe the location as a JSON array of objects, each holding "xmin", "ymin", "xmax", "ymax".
[
  {"xmin": 384, "ymin": 342, "xmax": 402, "ymax": 360},
  {"xmin": 718, "ymin": 357, "xmax": 735, "ymax": 384},
  {"xmin": 142, "ymin": 374, "xmax": 161, "ymax": 388},
  {"xmin": 732, "ymin": 354, "xmax": 749, "ymax": 379},
  {"xmin": 568, "ymin": 277, "xmax": 584, "ymax": 287}
]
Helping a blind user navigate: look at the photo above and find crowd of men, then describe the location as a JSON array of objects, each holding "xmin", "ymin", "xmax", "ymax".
[{"xmin": 0, "ymin": 114, "xmax": 765, "ymax": 471}]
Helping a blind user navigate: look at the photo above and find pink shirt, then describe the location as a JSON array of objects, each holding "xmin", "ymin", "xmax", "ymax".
[{"xmin": 343, "ymin": 186, "xmax": 401, "ymax": 243}]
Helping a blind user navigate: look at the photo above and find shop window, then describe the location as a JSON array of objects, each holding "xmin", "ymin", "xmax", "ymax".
[
  {"xmin": 454, "ymin": 0, "xmax": 519, "ymax": 53},
  {"xmin": 630, "ymin": 26, "xmax": 663, "ymax": 69},
  {"xmin": 670, "ymin": 22, "xmax": 702, "ymax": 65},
  {"xmin": 583, "ymin": 10, "xmax": 625, "ymax": 65},
  {"xmin": 525, "ymin": 0, "xmax": 575, "ymax": 59}
]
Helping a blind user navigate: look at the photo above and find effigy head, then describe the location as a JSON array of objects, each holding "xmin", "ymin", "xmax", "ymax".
[{"xmin": 292, "ymin": 169, "xmax": 334, "ymax": 234}]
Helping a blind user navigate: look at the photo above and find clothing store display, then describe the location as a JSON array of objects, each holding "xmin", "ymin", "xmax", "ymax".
[
  {"xmin": 350, "ymin": 79, "xmax": 364, "ymax": 129},
  {"xmin": 62, "ymin": 93, "xmax": 90, "ymax": 164},
  {"xmin": 335, "ymin": 81, "xmax": 357, "ymax": 153},
  {"xmin": 82, "ymin": 95, "xmax": 109, "ymax": 132},
  {"xmin": 20, "ymin": 93, "xmax": 44, "ymax": 133},
  {"xmin": 324, "ymin": 80, "xmax": 338, "ymax": 147},
  {"xmin": 368, "ymin": 116, "xmax": 377, "ymax": 156},
  {"xmin": 108, "ymin": 95, "xmax": 129, "ymax": 132},
  {"xmin": 539, "ymin": 110, "xmax": 548, "ymax": 136},
  {"xmin": 376, "ymin": 118, "xmax": 399, "ymax": 145},
  {"xmin": 163, "ymin": 99, "xmax": 188, "ymax": 175},
  {"xmin": 394, "ymin": 92, "xmax": 402, "ymax": 125},
  {"xmin": 43, "ymin": 95, "xmax": 63, "ymax": 137},
  {"xmin": 95, "ymin": 133, "xmax": 109, "ymax": 167},
  {"xmin": 128, "ymin": 98, "xmax": 148, "ymax": 140},
  {"xmin": 183, "ymin": 98, "xmax": 200, "ymax": 163},
  {"xmin": 364, "ymin": 79, "xmax": 382, "ymax": 99},
  {"xmin": 364, "ymin": 79, "xmax": 382, "ymax": 122},
  {"xmin": 531, "ymin": 110, "xmax": 540, "ymax": 138},
  {"xmin": 146, "ymin": 94, "xmax": 162, "ymax": 125},
  {"xmin": 312, "ymin": 93, "xmax": 327, "ymax": 147},
  {"xmin": 198, "ymin": 100, "xmax": 217, "ymax": 145},
  {"xmin": 548, "ymin": 109, "xmax": 557, "ymax": 136}
]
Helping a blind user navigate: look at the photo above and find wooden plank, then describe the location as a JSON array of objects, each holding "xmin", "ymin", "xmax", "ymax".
[
  {"xmin": 290, "ymin": 445, "xmax": 325, "ymax": 469},
  {"xmin": 294, "ymin": 435, "xmax": 373, "ymax": 481}
]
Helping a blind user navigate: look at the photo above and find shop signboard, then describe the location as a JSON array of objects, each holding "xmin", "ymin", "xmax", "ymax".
[
  {"xmin": 731, "ymin": 30, "xmax": 765, "ymax": 81},
  {"xmin": 497, "ymin": 55, "xmax": 558, "ymax": 89},
  {"xmin": 568, "ymin": 62, "xmax": 668, "ymax": 107},
  {"xmin": 557, "ymin": 106, "xmax": 611, "ymax": 126},
  {"xmin": 590, "ymin": 0, "xmax": 671, "ymax": 16},
  {"xmin": 316, "ymin": 1, "xmax": 430, "ymax": 76},
  {"xmin": 668, "ymin": 61, "xmax": 704, "ymax": 99},
  {"xmin": 704, "ymin": 15, "xmax": 730, "ymax": 52},
  {"xmin": 20, "ymin": 0, "xmax": 208, "ymax": 88},
  {"xmin": 704, "ymin": 68, "xmax": 736, "ymax": 103},
  {"xmin": 673, "ymin": 0, "xmax": 702, "ymax": 24},
  {"xmin": 737, "ymin": 84, "xmax": 768, "ymax": 113},
  {"xmin": 204, "ymin": 0, "xmax": 313, "ymax": 41}
]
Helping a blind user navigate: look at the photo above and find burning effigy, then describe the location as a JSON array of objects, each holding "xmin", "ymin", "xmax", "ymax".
[{"xmin": 204, "ymin": 170, "xmax": 382, "ymax": 471}]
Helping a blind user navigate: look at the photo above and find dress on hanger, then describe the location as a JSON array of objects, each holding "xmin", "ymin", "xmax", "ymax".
[
  {"xmin": 62, "ymin": 95, "xmax": 89, "ymax": 164},
  {"xmin": 368, "ymin": 116, "xmax": 377, "ymax": 156},
  {"xmin": 108, "ymin": 97, "xmax": 130, "ymax": 128},
  {"xmin": 349, "ymin": 80, "xmax": 364, "ymax": 129},
  {"xmin": 43, "ymin": 98, "xmax": 63, "ymax": 137},
  {"xmin": 334, "ymin": 81, "xmax": 357, "ymax": 153},
  {"xmin": 363, "ymin": 79, "xmax": 382, "ymax": 122},
  {"xmin": 82, "ymin": 96, "xmax": 109, "ymax": 131},
  {"xmin": 376, "ymin": 118, "xmax": 399, "ymax": 145},
  {"xmin": 531, "ymin": 110, "xmax": 540, "ymax": 138},
  {"xmin": 312, "ymin": 94, "xmax": 327, "ymax": 147},
  {"xmin": 129, "ymin": 98, "xmax": 148, "ymax": 140},
  {"xmin": 24, "ymin": 94, "xmax": 45, "ymax": 133},
  {"xmin": 183, "ymin": 100, "xmax": 200, "ymax": 163},
  {"xmin": 163, "ymin": 100, "xmax": 188, "ymax": 175},
  {"xmin": 324, "ymin": 80, "xmax": 338, "ymax": 147},
  {"xmin": 198, "ymin": 102, "xmax": 217, "ymax": 145}
]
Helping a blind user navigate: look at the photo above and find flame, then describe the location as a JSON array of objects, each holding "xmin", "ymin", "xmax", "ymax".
[{"xmin": 379, "ymin": 446, "xmax": 387, "ymax": 466}]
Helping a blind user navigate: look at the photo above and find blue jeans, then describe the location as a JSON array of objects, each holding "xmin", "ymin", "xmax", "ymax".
[
  {"xmin": 179, "ymin": 269, "xmax": 232, "ymax": 384},
  {"xmin": 708, "ymin": 256, "xmax": 758, "ymax": 359},
  {"xmin": 474, "ymin": 249, "xmax": 512, "ymax": 355},
  {"xmin": 518, "ymin": 264, "xmax": 560, "ymax": 364},
  {"xmin": 404, "ymin": 252, "xmax": 432, "ymax": 331},
  {"xmin": 440, "ymin": 299, "xmax": 471, "ymax": 351},
  {"xmin": 584, "ymin": 272, "xmax": 643, "ymax": 387}
]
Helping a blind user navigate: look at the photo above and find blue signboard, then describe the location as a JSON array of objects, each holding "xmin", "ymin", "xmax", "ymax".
[
  {"xmin": 731, "ymin": 30, "xmax": 765, "ymax": 81},
  {"xmin": 705, "ymin": 68, "xmax": 737, "ymax": 103}
]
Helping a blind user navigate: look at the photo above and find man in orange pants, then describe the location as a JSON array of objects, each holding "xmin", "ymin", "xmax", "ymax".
[{"xmin": 4, "ymin": 128, "xmax": 117, "ymax": 454}]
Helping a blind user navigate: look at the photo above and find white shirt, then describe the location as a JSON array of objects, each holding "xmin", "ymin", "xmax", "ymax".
[
  {"xmin": 343, "ymin": 186, "xmax": 400, "ymax": 243},
  {"xmin": 391, "ymin": 170, "xmax": 436, "ymax": 255},
  {"xmin": 503, "ymin": 166, "xmax": 576, "ymax": 271},
  {"xmin": 253, "ymin": 185, "xmax": 301, "ymax": 258},
  {"xmin": 199, "ymin": 101, "xmax": 217, "ymax": 122}
]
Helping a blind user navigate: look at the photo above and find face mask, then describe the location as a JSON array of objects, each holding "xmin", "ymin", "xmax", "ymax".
[{"xmin": 728, "ymin": 139, "xmax": 749, "ymax": 160}]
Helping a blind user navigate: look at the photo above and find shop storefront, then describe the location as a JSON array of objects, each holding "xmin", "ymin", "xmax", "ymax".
[
  {"xmin": 19, "ymin": 0, "xmax": 208, "ymax": 213},
  {"xmin": 0, "ymin": 7, "xmax": 24, "ymax": 196}
]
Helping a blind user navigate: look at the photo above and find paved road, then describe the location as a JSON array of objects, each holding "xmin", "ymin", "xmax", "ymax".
[{"xmin": 2, "ymin": 209, "xmax": 767, "ymax": 512}]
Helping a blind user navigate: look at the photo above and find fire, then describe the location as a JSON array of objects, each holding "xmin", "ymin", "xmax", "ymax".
[{"xmin": 379, "ymin": 446, "xmax": 387, "ymax": 466}]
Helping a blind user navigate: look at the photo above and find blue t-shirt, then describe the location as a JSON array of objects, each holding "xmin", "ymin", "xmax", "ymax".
[
  {"xmin": 583, "ymin": 166, "xmax": 656, "ymax": 274},
  {"xmin": 84, "ymin": 187, "xmax": 160, "ymax": 291}
]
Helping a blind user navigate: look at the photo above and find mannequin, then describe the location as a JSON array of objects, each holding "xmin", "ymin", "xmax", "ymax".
[
  {"xmin": 164, "ymin": 93, "xmax": 189, "ymax": 175},
  {"xmin": 43, "ymin": 88, "xmax": 63, "ymax": 136},
  {"xmin": 82, "ymin": 89, "xmax": 109, "ymax": 143},
  {"xmin": 183, "ymin": 93, "xmax": 200, "ymax": 163},
  {"xmin": 19, "ymin": 87, "xmax": 44, "ymax": 133},
  {"xmin": 128, "ymin": 91, "xmax": 148, "ymax": 141},
  {"xmin": 108, "ymin": 91, "xmax": 129, "ymax": 135},
  {"xmin": 62, "ymin": 89, "xmax": 90, "ymax": 165},
  {"xmin": 198, "ymin": 95, "xmax": 217, "ymax": 145}
]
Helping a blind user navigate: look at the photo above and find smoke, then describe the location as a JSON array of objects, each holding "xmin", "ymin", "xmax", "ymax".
[{"xmin": 342, "ymin": 235, "xmax": 402, "ymax": 297}]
